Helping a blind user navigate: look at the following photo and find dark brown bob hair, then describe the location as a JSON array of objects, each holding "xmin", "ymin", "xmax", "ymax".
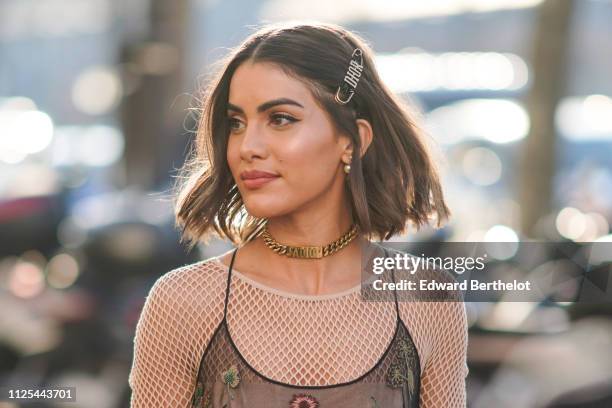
[{"xmin": 174, "ymin": 22, "xmax": 450, "ymax": 249}]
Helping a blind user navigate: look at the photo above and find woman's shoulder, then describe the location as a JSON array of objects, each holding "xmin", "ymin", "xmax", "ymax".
[
  {"xmin": 130, "ymin": 254, "xmax": 233, "ymax": 398},
  {"xmin": 380, "ymin": 245, "xmax": 467, "ymax": 367},
  {"xmin": 145, "ymin": 252, "xmax": 232, "ymax": 313}
]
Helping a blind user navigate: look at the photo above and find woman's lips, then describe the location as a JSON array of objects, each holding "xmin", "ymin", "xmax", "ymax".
[{"xmin": 242, "ymin": 176, "xmax": 279, "ymax": 189}]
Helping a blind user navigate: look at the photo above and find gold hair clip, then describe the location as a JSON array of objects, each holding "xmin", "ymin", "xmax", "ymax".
[{"xmin": 335, "ymin": 48, "xmax": 364, "ymax": 105}]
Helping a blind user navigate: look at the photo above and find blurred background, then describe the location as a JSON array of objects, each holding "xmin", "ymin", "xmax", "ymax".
[{"xmin": 1, "ymin": 0, "xmax": 611, "ymax": 406}]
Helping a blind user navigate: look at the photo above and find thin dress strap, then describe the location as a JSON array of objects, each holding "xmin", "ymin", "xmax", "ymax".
[
  {"xmin": 223, "ymin": 247, "xmax": 239, "ymax": 321},
  {"xmin": 383, "ymin": 246, "xmax": 401, "ymax": 321}
]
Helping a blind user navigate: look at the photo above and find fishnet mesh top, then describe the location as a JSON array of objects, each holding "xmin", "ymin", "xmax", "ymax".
[{"xmin": 129, "ymin": 245, "xmax": 468, "ymax": 407}]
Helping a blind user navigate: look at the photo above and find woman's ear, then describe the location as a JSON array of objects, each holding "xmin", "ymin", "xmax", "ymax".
[
  {"xmin": 355, "ymin": 118, "xmax": 373, "ymax": 157},
  {"xmin": 340, "ymin": 118, "xmax": 373, "ymax": 163},
  {"xmin": 341, "ymin": 144, "xmax": 353, "ymax": 165}
]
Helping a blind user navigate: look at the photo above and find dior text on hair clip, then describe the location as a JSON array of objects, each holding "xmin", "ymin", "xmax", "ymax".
[{"xmin": 335, "ymin": 48, "xmax": 364, "ymax": 105}]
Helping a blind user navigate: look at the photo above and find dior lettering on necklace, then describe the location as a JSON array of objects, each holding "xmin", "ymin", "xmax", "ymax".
[{"xmin": 261, "ymin": 223, "xmax": 359, "ymax": 259}]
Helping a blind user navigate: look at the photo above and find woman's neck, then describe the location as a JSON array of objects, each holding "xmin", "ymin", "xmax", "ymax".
[
  {"xmin": 264, "ymin": 190, "xmax": 354, "ymax": 247},
  {"xmin": 238, "ymin": 235, "xmax": 371, "ymax": 297},
  {"xmin": 231, "ymin": 191, "xmax": 372, "ymax": 296},
  {"xmin": 265, "ymin": 216, "xmax": 355, "ymax": 247}
]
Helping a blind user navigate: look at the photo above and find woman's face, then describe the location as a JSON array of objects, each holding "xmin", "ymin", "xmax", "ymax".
[{"xmin": 226, "ymin": 61, "xmax": 351, "ymax": 219}]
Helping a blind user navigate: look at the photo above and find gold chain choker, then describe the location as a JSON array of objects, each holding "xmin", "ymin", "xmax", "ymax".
[{"xmin": 261, "ymin": 223, "xmax": 359, "ymax": 259}]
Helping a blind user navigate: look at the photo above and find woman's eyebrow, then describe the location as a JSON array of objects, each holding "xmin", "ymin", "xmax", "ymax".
[{"xmin": 227, "ymin": 98, "xmax": 304, "ymax": 114}]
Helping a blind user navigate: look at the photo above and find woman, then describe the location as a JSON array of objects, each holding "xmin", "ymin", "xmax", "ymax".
[{"xmin": 129, "ymin": 22, "xmax": 468, "ymax": 407}]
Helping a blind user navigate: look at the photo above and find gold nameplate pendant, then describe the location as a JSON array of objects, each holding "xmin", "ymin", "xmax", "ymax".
[{"xmin": 285, "ymin": 246, "xmax": 323, "ymax": 259}]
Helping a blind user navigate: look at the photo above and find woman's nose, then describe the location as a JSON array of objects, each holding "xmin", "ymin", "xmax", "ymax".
[{"xmin": 239, "ymin": 122, "xmax": 268, "ymax": 162}]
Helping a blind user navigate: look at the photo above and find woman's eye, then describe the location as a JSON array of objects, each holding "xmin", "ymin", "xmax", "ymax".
[
  {"xmin": 227, "ymin": 114, "xmax": 297, "ymax": 133},
  {"xmin": 227, "ymin": 117, "xmax": 245, "ymax": 132},
  {"xmin": 270, "ymin": 113, "xmax": 298, "ymax": 127}
]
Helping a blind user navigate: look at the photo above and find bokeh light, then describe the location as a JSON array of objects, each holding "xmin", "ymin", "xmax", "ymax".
[
  {"xmin": 556, "ymin": 94, "xmax": 612, "ymax": 140},
  {"xmin": 52, "ymin": 125, "xmax": 124, "ymax": 167},
  {"xmin": 377, "ymin": 52, "xmax": 529, "ymax": 93},
  {"xmin": 427, "ymin": 99, "xmax": 530, "ymax": 145},
  {"xmin": 8, "ymin": 261, "xmax": 45, "ymax": 299},
  {"xmin": 484, "ymin": 225, "xmax": 520, "ymax": 260},
  {"xmin": 261, "ymin": 0, "xmax": 544, "ymax": 22},
  {"xmin": 57, "ymin": 216, "xmax": 89, "ymax": 249},
  {"xmin": 71, "ymin": 66, "xmax": 123, "ymax": 115},
  {"xmin": 46, "ymin": 253, "xmax": 80, "ymax": 289},
  {"xmin": 462, "ymin": 147, "xmax": 503, "ymax": 186},
  {"xmin": 556, "ymin": 207, "xmax": 586, "ymax": 241},
  {"xmin": 0, "ymin": 106, "xmax": 54, "ymax": 163},
  {"xmin": 555, "ymin": 207, "xmax": 610, "ymax": 241}
]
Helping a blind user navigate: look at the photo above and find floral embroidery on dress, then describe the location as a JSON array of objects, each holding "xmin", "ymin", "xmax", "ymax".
[
  {"xmin": 385, "ymin": 330, "xmax": 419, "ymax": 408},
  {"xmin": 288, "ymin": 393, "xmax": 320, "ymax": 408},
  {"xmin": 221, "ymin": 365, "xmax": 241, "ymax": 388},
  {"xmin": 387, "ymin": 361, "xmax": 409, "ymax": 388},
  {"xmin": 191, "ymin": 381, "xmax": 212, "ymax": 408},
  {"xmin": 220, "ymin": 364, "xmax": 241, "ymax": 407}
]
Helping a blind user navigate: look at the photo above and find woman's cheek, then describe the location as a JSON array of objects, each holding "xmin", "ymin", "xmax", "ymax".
[
  {"xmin": 242, "ymin": 184, "xmax": 302, "ymax": 218},
  {"xmin": 226, "ymin": 141, "xmax": 240, "ymax": 175}
]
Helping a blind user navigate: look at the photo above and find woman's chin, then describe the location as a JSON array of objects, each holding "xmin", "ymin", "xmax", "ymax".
[{"xmin": 242, "ymin": 201, "xmax": 292, "ymax": 219}]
